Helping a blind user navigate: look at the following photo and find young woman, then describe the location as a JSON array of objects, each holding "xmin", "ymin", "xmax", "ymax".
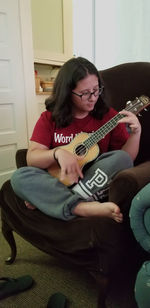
[{"xmin": 11, "ymin": 57, "xmax": 141, "ymax": 223}]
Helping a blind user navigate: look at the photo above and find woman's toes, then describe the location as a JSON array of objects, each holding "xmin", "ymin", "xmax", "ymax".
[
  {"xmin": 114, "ymin": 212, "xmax": 123, "ymax": 223},
  {"xmin": 24, "ymin": 201, "xmax": 36, "ymax": 210}
]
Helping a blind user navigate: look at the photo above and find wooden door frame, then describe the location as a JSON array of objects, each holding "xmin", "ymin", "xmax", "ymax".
[{"xmin": 19, "ymin": 0, "xmax": 39, "ymax": 140}]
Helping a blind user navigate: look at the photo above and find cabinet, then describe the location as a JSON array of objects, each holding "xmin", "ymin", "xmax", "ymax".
[
  {"xmin": 31, "ymin": 0, "xmax": 73, "ymax": 66},
  {"xmin": 34, "ymin": 62, "xmax": 60, "ymax": 93},
  {"xmin": 34, "ymin": 62, "xmax": 60, "ymax": 114}
]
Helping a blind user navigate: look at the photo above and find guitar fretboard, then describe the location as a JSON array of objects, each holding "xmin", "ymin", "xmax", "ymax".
[
  {"xmin": 83, "ymin": 113, "xmax": 124, "ymax": 149},
  {"xmin": 82, "ymin": 95, "xmax": 150, "ymax": 150}
]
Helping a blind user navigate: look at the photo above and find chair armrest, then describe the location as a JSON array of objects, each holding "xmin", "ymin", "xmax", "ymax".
[
  {"xmin": 109, "ymin": 161, "xmax": 150, "ymax": 208},
  {"xmin": 16, "ymin": 149, "xmax": 27, "ymax": 168}
]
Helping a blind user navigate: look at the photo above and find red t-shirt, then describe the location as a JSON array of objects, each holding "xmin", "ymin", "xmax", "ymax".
[{"xmin": 31, "ymin": 108, "xmax": 129, "ymax": 153}]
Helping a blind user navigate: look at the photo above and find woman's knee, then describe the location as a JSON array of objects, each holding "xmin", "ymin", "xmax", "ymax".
[
  {"xmin": 11, "ymin": 167, "xmax": 27, "ymax": 190},
  {"xmin": 99, "ymin": 150, "xmax": 133, "ymax": 170},
  {"xmin": 11, "ymin": 166, "xmax": 40, "ymax": 194},
  {"xmin": 114, "ymin": 150, "xmax": 133, "ymax": 169}
]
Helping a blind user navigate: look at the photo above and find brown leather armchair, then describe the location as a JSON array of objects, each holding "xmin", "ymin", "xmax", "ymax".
[{"xmin": 1, "ymin": 62, "xmax": 150, "ymax": 307}]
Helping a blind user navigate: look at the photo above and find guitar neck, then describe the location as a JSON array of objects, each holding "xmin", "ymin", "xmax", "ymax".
[{"xmin": 83, "ymin": 112, "xmax": 124, "ymax": 149}]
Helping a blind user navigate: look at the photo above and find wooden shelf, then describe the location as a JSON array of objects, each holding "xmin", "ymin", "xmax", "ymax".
[{"xmin": 36, "ymin": 91, "xmax": 52, "ymax": 95}]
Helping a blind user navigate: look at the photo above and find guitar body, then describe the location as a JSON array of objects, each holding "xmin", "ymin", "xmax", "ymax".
[{"xmin": 48, "ymin": 132, "xmax": 100, "ymax": 186}]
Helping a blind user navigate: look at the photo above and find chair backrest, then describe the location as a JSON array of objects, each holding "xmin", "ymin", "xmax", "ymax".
[{"xmin": 100, "ymin": 62, "xmax": 150, "ymax": 165}]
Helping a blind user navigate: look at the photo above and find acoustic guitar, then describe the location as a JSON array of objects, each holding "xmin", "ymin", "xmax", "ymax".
[{"xmin": 48, "ymin": 95, "xmax": 150, "ymax": 186}]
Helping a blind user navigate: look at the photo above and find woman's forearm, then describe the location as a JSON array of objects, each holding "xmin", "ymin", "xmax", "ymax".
[
  {"xmin": 121, "ymin": 132, "xmax": 141, "ymax": 161},
  {"xmin": 27, "ymin": 148, "xmax": 55, "ymax": 169}
]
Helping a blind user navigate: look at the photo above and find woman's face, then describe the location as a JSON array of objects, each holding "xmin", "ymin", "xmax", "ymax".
[{"xmin": 72, "ymin": 74, "xmax": 99, "ymax": 118}]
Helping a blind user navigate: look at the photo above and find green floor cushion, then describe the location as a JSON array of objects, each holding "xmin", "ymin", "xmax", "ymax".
[
  {"xmin": 135, "ymin": 261, "xmax": 150, "ymax": 308},
  {"xmin": 129, "ymin": 183, "xmax": 150, "ymax": 253}
]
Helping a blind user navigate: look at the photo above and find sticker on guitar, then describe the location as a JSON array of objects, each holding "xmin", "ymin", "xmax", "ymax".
[{"xmin": 48, "ymin": 95, "xmax": 150, "ymax": 186}]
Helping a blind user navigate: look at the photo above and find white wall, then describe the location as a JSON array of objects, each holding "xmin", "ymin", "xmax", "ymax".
[
  {"xmin": 73, "ymin": 0, "xmax": 95, "ymax": 62},
  {"xmin": 73, "ymin": 0, "xmax": 150, "ymax": 70}
]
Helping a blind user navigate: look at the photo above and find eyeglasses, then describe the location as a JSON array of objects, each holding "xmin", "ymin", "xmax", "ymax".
[{"xmin": 72, "ymin": 86, "xmax": 104, "ymax": 101}]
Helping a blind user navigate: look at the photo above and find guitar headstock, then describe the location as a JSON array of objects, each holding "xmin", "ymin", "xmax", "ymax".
[{"xmin": 125, "ymin": 95, "xmax": 150, "ymax": 115}]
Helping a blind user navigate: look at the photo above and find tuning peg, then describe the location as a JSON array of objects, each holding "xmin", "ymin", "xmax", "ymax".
[
  {"xmin": 144, "ymin": 108, "xmax": 148, "ymax": 111},
  {"xmin": 138, "ymin": 113, "xmax": 142, "ymax": 117}
]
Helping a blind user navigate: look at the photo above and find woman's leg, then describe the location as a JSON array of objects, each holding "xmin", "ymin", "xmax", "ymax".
[
  {"xmin": 11, "ymin": 166, "xmax": 123, "ymax": 222},
  {"xmin": 11, "ymin": 167, "xmax": 82, "ymax": 221},
  {"xmin": 72, "ymin": 150, "xmax": 133, "ymax": 200}
]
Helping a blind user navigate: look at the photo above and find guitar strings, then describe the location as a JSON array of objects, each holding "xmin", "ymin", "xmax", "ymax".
[{"xmin": 74, "ymin": 99, "xmax": 145, "ymax": 156}]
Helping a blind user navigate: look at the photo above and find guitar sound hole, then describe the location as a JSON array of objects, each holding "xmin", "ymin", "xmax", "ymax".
[{"xmin": 75, "ymin": 144, "xmax": 86, "ymax": 156}]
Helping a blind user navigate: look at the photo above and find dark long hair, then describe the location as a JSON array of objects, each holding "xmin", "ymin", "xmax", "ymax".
[{"xmin": 45, "ymin": 57, "xmax": 108, "ymax": 127}]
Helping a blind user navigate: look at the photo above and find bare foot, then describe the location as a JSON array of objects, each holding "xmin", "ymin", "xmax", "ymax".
[
  {"xmin": 73, "ymin": 201, "xmax": 123, "ymax": 223},
  {"xmin": 24, "ymin": 201, "xmax": 36, "ymax": 210},
  {"xmin": 100, "ymin": 202, "xmax": 123, "ymax": 223}
]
